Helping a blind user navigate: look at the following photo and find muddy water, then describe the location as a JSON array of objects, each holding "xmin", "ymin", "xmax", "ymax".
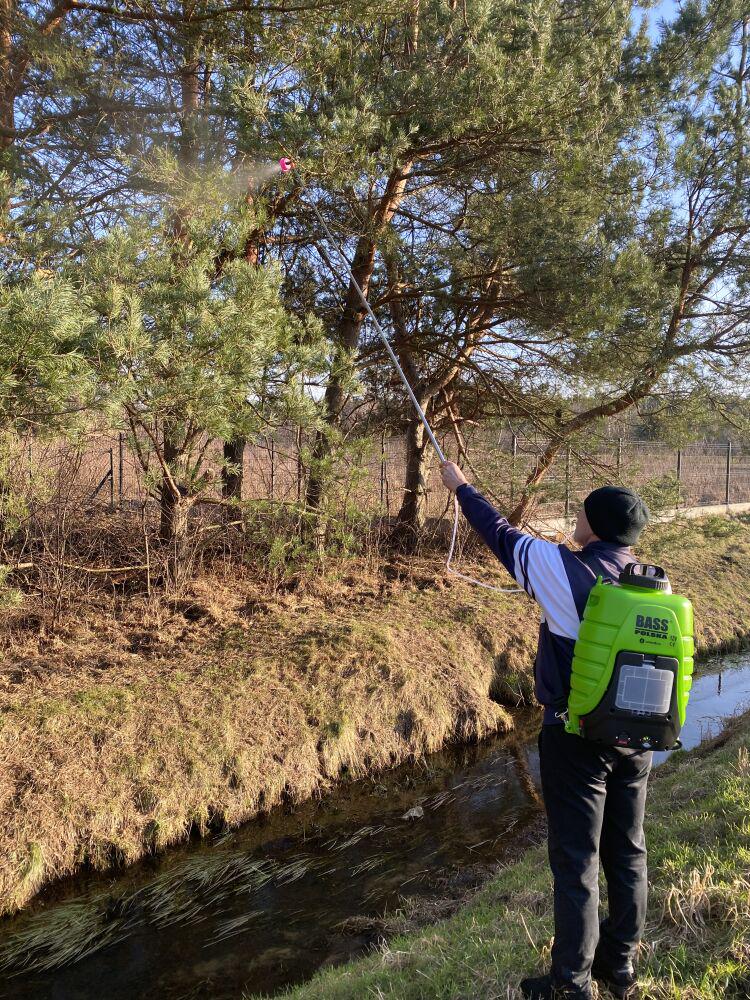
[{"xmin": 1, "ymin": 657, "xmax": 748, "ymax": 1000}]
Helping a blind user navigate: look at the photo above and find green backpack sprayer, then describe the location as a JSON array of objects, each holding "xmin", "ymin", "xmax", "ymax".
[{"xmin": 565, "ymin": 563, "xmax": 694, "ymax": 751}]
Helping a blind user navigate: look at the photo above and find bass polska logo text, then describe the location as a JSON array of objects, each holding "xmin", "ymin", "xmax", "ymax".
[{"xmin": 635, "ymin": 614, "xmax": 670, "ymax": 638}]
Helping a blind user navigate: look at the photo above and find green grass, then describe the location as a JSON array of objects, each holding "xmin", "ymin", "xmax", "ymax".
[{"xmin": 267, "ymin": 717, "xmax": 750, "ymax": 1000}]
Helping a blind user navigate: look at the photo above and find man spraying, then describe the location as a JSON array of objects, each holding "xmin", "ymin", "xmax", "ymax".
[{"xmin": 440, "ymin": 461, "xmax": 652, "ymax": 1000}]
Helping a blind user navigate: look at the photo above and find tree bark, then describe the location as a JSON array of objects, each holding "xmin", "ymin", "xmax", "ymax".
[
  {"xmin": 394, "ymin": 414, "xmax": 431, "ymax": 544},
  {"xmin": 159, "ymin": 490, "xmax": 191, "ymax": 546},
  {"xmin": 222, "ymin": 437, "xmax": 245, "ymax": 502},
  {"xmin": 0, "ymin": 0, "xmax": 15, "ymax": 163},
  {"xmin": 160, "ymin": 494, "xmax": 192, "ymax": 587},
  {"xmin": 158, "ymin": 427, "xmax": 193, "ymax": 586}
]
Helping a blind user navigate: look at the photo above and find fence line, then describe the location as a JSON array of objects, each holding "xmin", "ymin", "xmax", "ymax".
[{"xmin": 14, "ymin": 430, "xmax": 750, "ymax": 523}]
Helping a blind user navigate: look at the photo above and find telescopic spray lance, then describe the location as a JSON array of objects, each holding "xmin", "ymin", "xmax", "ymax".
[{"xmin": 276, "ymin": 157, "xmax": 521, "ymax": 594}]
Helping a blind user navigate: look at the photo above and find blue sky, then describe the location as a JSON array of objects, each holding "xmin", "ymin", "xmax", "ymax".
[{"xmin": 636, "ymin": 0, "xmax": 680, "ymax": 39}]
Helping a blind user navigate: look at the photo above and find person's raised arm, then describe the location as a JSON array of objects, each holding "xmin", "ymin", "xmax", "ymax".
[
  {"xmin": 440, "ymin": 461, "xmax": 529, "ymax": 581},
  {"xmin": 440, "ymin": 462, "xmax": 580, "ymax": 637}
]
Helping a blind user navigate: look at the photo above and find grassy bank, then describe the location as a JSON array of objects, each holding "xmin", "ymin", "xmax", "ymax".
[
  {"xmin": 269, "ymin": 711, "xmax": 750, "ymax": 1000},
  {"xmin": 1, "ymin": 514, "xmax": 749, "ymax": 917},
  {"xmin": 0, "ymin": 557, "xmax": 524, "ymax": 917}
]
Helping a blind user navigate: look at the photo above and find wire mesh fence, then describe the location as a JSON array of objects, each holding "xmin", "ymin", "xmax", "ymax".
[
  {"xmin": 372, "ymin": 433, "xmax": 750, "ymax": 522},
  {"xmin": 17, "ymin": 428, "xmax": 750, "ymax": 529}
]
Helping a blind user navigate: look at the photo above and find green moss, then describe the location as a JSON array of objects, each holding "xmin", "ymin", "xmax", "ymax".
[
  {"xmin": 19, "ymin": 843, "xmax": 44, "ymax": 891},
  {"xmin": 321, "ymin": 718, "xmax": 347, "ymax": 739}
]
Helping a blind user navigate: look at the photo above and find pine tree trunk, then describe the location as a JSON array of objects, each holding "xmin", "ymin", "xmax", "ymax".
[
  {"xmin": 0, "ymin": 0, "xmax": 16, "ymax": 185},
  {"xmin": 394, "ymin": 416, "xmax": 431, "ymax": 543},
  {"xmin": 304, "ymin": 164, "xmax": 413, "ymax": 521},
  {"xmin": 222, "ymin": 438, "xmax": 245, "ymax": 502},
  {"xmin": 159, "ymin": 488, "xmax": 189, "ymax": 542},
  {"xmin": 157, "ymin": 19, "xmax": 201, "ymax": 586},
  {"xmin": 0, "ymin": 3, "xmax": 13, "ymax": 112},
  {"xmin": 158, "ymin": 429, "xmax": 192, "ymax": 585},
  {"xmin": 160, "ymin": 492, "xmax": 191, "ymax": 587}
]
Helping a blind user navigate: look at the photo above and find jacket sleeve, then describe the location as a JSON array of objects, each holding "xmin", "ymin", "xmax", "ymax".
[
  {"xmin": 455, "ymin": 484, "xmax": 527, "ymax": 579},
  {"xmin": 455, "ymin": 484, "xmax": 580, "ymax": 638}
]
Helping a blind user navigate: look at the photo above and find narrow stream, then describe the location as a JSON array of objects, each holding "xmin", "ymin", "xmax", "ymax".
[{"xmin": 1, "ymin": 656, "xmax": 748, "ymax": 1000}]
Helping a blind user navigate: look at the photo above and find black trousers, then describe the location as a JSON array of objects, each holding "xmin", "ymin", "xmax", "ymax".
[{"xmin": 538, "ymin": 724, "xmax": 652, "ymax": 995}]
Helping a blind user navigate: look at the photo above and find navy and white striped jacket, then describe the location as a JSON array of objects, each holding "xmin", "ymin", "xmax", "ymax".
[{"xmin": 456, "ymin": 484, "xmax": 636, "ymax": 725}]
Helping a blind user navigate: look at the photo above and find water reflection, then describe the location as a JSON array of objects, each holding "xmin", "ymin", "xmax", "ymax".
[{"xmin": 653, "ymin": 655, "xmax": 750, "ymax": 764}]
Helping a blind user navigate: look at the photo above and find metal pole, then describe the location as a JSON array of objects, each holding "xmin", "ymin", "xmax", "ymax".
[
  {"xmin": 564, "ymin": 446, "xmax": 572, "ymax": 519},
  {"xmin": 118, "ymin": 433, "xmax": 124, "ymax": 509},
  {"xmin": 380, "ymin": 430, "xmax": 386, "ymax": 505},
  {"xmin": 270, "ymin": 438, "xmax": 276, "ymax": 499},
  {"xmin": 510, "ymin": 433, "xmax": 518, "ymax": 503},
  {"xmin": 108, "ymin": 447, "xmax": 115, "ymax": 512},
  {"xmin": 616, "ymin": 437, "xmax": 622, "ymax": 478},
  {"xmin": 725, "ymin": 440, "xmax": 732, "ymax": 505},
  {"xmin": 676, "ymin": 448, "xmax": 682, "ymax": 509}
]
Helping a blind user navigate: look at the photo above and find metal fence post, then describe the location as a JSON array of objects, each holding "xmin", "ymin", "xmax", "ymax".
[
  {"xmin": 725, "ymin": 441, "xmax": 732, "ymax": 505},
  {"xmin": 676, "ymin": 448, "xmax": 682, "ymax": 508},
  {"xmin": 510, "ymin": 433, "xmax": 518, "ymax": 503},
  {"xmin": 108, "ymin": 447, "xmax": 115, "ymax": 512},
  {"xmin": 564, "ymin": 446, "xmax": 572, "ymax": 518},
  {"xmin": 270, "ymin": 439, "xmax": 276, "ymax": 499},
  {"xmin": 118, "ymin": 433, "xmax": 124, "ymax": 508},
  {"xmin": 616, "ymin": 437, "xmax": 622, "ymax": 478},
  {"xmin": 380, "ymin": 430, "xmax": 386, "ymax": 505}
]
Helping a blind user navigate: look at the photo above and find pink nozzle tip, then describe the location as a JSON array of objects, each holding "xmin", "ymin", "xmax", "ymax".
[{"xmin": 279, "ymin": 157, "xmax": 294, "ymax": 173}]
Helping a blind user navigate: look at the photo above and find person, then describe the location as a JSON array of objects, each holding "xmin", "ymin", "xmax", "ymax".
[{"xmin": 440, "ymin": 461, "xmax": 651, "ymax": 1000}]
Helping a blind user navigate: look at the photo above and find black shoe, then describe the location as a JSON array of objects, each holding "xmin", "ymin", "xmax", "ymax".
[
  {"xmin": 519, "ymin": 974, "xmax": 592, "ymax": 999},
  {"xmin": 519, "ymin": 977, "xmax": 554, "ymax": 999},
  {"xmin": 591, "ymin": 959, "xmax": 637, "ymax": 999}
]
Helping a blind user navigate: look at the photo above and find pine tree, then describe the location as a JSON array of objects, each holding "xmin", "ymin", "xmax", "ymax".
[
  {"xmin": 80, "ymin": 201, "xmax": 324, "ymax": 583},
  {"xmin": 507, "ymin": 1, "xmax": 750, "ymax": 520}
]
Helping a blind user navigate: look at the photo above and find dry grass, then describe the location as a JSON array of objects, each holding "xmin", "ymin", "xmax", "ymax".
[
  {"xmin": 0, "ymin": 553, "xmax": 528, "ymax": 917},
  {"xmin": 660, "ymin": 864, "xmax": 750, "ymax": 938}
]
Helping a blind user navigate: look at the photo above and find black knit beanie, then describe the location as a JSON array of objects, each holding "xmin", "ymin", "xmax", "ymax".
[{"xmin": 583, "ymin": 485, "xmax": 649, "ymax": 546}]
